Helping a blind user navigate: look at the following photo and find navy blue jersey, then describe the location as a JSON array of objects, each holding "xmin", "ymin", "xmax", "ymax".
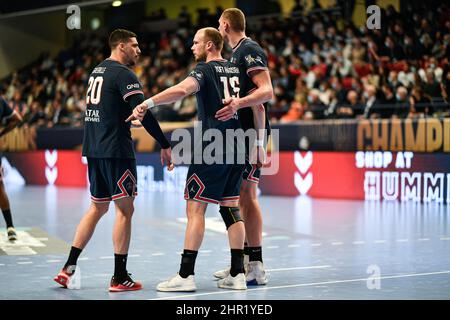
[
  {"xmin": 0, "ymin": 98, "xmax": 13, "ymax": 125},
  {"xmin": 82, "ymin": 59, "xmax": 144, "ymax": 159},
  {"xmin": 230, "ymin": 38, "xmax": 271, "ymax": 133},
  {"xmin": 188, "ymin": 59, "xmax": 244, "ymax": 158}
]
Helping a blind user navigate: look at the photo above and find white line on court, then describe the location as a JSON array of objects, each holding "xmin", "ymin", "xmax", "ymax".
[
  {"xmin": 267, "ymin": 265, "xmax": 331, "ymax": 272},
  {"xmin": 149, "ymin": 270, "xmax": 450, "ymax": 300}
]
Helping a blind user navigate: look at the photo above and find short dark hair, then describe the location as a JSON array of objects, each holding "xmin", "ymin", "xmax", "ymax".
[
  {"xmin": 222, "ymin": 8, "xmax": 245, "ymax": 32},
  {"xmin": 202, "ymin": 27, "xmax": 223, "ymax": 52},
  {"xmin": 109, "ymin": 29, "xmax": 137, "ymax": 50}
]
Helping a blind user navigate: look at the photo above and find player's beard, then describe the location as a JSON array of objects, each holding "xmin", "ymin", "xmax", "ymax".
[
  {"xmin": 126, "ymin": 56, "xmax": 137, "ymax": 67},
  {"xmin": 195, "ymin": 51, "xmax": 207, "ymax": 62}
]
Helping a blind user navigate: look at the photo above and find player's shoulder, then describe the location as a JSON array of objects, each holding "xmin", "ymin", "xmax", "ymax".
[
  {"xmin": 244, "ymin": 38, "xmax": 262, "ymax": 49},
  {"xmin": 241, "ymin": 38, "xmax": 264, "ymax": 54},
  {"xmin": 233, "ymin": 38, "xmax": 265, "ymax": 64},
  {"xmin": 93, "ymin": 59, "xmax": 132, "ymax": 76},
  {"xmin": 191, "ymin": 61, "xmax": 212, "ymax": 76},
  {"xmin": 194, "ymin": 61, "xmax": 209, "ymax": 70}
]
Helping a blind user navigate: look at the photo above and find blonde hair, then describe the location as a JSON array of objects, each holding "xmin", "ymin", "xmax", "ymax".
[
  {"xmin": 221, "ymin": 8, "xmax": 246, "ymax": 32},
  {"xmin": 202, "ymin": 27, "xmax": 224, "ymax": 52}
]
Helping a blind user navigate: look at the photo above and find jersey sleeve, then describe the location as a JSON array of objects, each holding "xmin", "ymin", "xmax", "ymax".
[
  {"xmin": 187, "ymin": 62, "xmax": 209, "ymax": 93},
  {"xmin": 116, "ymin": 69, "xmax": 144, "ymax": 101},
  {"xmin": 241, "ymin": 44, "xmax": 268, "ymax": 76},
  {"xmin": 0, "ymin": 98, "xmax": 13, "ymax": 124}
]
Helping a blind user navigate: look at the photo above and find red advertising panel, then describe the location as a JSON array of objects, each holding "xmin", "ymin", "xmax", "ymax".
[
  {"xmin": 5, "ymin": 151, "xmax": 87, "ymax": 186},
  {"xmin": 259, "ymin": 151, "xmax": 450, "ymax": 203},
  {"xmin": 3, "ymin": 150, "xmax": 450, "ymax": 203}
]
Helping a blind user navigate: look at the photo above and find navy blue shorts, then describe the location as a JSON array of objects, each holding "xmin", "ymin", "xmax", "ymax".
[
  {"xmin": 242, "ymin": 157, "xmax": 261, "ymax": 184},
  {"xmin": 184, "ymin": 163, "xmax": 245, "ymax": 204},
  {"xmin": 87, "ymin": 158, "xmax": 137, "ymax": 203}
]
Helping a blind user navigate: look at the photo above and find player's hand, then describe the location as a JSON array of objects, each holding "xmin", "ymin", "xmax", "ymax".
[
  {"xmin": 215, "ymin": 97, "xmax": 240, "ymax": 121},
  {"xmin": 161, "ymin": 147, "xmax": 174, "ymax": 171},
  {"xmin": 125, "ymin": 103, "xmax": 148, "ymax": 122},
  {"xmin": 249, "ymin": 145, "xmax": 268, "ymax": 168},
  {"xmin": 131, "ymin": 120, "xmax": 142, "ymax": 128}
]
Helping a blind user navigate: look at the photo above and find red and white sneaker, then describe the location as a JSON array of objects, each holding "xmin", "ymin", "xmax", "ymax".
[
  {"xmin": 54, "ymin": 265, "xmax": 76, "ymax": 288},
  {"xmin": 109, "ymin": 274, "xmax": 142, "ymax": 292}
]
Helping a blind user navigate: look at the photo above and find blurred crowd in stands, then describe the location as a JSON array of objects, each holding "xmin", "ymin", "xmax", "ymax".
[{"xmin": 0, "ymin": 1, "xmax": 449, "ymax": 129}]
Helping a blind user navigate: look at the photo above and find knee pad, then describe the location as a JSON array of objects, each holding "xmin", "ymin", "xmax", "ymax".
[{"xmin": 219, "ymin": 206, "xmax": 243, "ymax": 230}]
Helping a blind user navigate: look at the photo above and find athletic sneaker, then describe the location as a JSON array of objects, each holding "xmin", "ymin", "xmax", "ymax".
[
  {"xmin": 7, "ymin": 227, "xmax": 17, "ymax": 241},
  {"xmin": 54, "ymin": 265, "xmax": 76, "ymax": 288},
  {"xmin": 156, "ymin": 274, "xmax": 196, "ymax": 292},
  {"xmin": 217, "ymin": 273, "xmax": 247, "ymax": 290},
  {"xmin": 213, "ymin": 255, "xmax": 249, "ymax": 279},
  {"xmin": 246, "ymin": 261, "xmax": 268, "ymax": 285},
  {"xmin": 109, "ymin": 273, "xmax": 142, "ymax": 292}
]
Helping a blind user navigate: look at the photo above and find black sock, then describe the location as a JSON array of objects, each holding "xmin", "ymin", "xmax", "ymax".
[
  {"xmin": 230, "ymin": 249, "xmax": 245, "ymax": 277},
  {"xmin": 64, "ymin": 246, "xmax": 82, "ymax": 269},
  {"xmin": 114, "ymin": 253, "xmax": 128, "ymax": 280},
  {"xmin": 244, "ymin": 242, "xmax": 250, "ymax": 256},
  {"xmin": 2, "ymin": 209, "xmax": 13, "ymax": 228},
  {"xmin": 248, "ymin": 247, "xmax": 263, "ymax": 262},
  {"xmin": 179, "ymin": 249, "xmax": 198, "ymax": 278}
]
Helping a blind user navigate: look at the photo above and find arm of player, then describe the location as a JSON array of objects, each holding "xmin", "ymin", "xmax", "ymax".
[
  {"xmin": 249, "ymin": 104, "xmax": 267, "ymax": 168},
  {"xmin": 126, "ymin": 77, "xmax": 198, "ymax": 122},
  {"xmin": 128, "ymin": 94, "xmax": 173, "ymax": 170},
  {"xmin": 0, "ymin": 111, "xmax": 22, "ymax": 137},
  {"xmin": 215, "ymin": 70, "xmax": 274, "ymax": 121}
]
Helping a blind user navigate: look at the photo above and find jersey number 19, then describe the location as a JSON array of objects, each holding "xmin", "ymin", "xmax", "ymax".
[{"xmin": 220, "ymin": 76, "xmax": 239, "ymax": 100}]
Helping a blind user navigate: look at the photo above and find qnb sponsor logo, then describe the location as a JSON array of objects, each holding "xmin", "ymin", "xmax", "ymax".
[
  {"xmin": 357, "ymin": 151, "xmax": 450, "ymax": 203},
  {"xmin": 294, "ymin": 151, "xmax": 313, "ymax": 195},
  {"xmin": 45, "ymin": 150, "xmax": 58, "ymax": 185},
  {"xmin": 126, "ymin": 83, "xmax": 140, "ymax": 90}
]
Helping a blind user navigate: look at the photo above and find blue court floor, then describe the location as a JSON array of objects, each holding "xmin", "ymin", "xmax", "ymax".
[{"xmin": 0, "ymin": 185, "xmax": 449, "ymax": 300}]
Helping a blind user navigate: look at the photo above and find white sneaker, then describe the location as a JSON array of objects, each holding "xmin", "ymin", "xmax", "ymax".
[
  {"xmin": 156, "ymin": 274, "xmax": 196, "ymax": 292},
  {"xmin": 246, "ymin": 261, "xmax": 268, "ymax": 285},
  {"xmin": 213, "ymin": 255, "xmax": 249, "ymax": 279},
  {"xmin": 7, "ymin": 227, "xmax": 17, "ymax": 241},
  {"xmin": 213, "ymin": 267, "xmax": 230, "ymax": 279},
  {"xmin": 217, "ymin": 273, "xmax": 247, "ymax": 290}
]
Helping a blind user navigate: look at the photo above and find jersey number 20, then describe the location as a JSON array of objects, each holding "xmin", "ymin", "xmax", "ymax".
[{"xmin": 86, "ymin": 76, "xmax": 103, "ymax": 105}]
